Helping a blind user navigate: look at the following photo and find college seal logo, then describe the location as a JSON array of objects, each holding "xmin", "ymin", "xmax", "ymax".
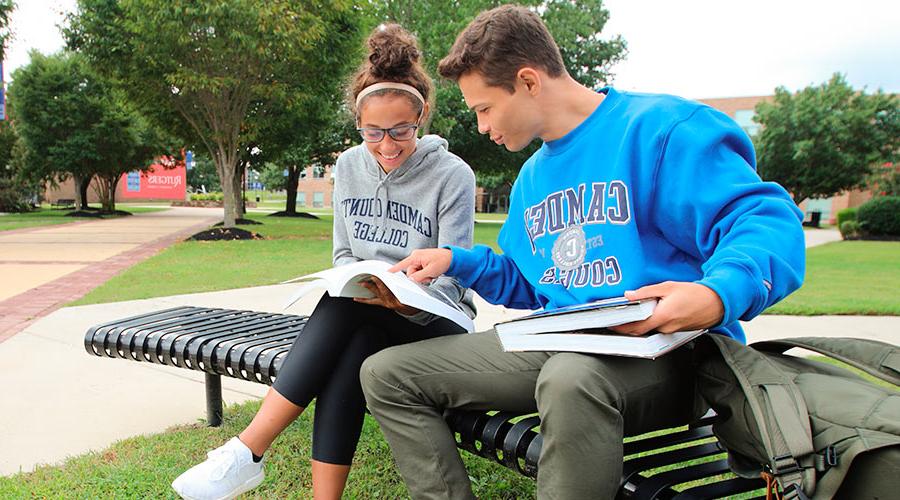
[{"xmin": 551, "ymin": 224, "xmax": 586, "ymax": 271}]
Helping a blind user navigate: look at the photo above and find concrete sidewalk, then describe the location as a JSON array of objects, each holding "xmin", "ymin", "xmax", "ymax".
[
  {"xmin": 0, "ymin": 207, "xmax": 221, "ymax": 342},
  {"xmin": 2, "ymin": 281, "xmax": 898, "ymax": 476}
]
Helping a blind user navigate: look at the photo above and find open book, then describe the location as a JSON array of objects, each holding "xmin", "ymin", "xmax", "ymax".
[
  {"xmin": 495, "ymin": 296, "xmax": 704, "ymax": 358},
  {"xmin": 282, "ymin": 260, "xmax": 474, "ymax": 333}
]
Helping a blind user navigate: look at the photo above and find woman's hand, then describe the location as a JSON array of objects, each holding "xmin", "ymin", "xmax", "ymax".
[{"xmin": 354, "ymin": 276, "xmax": 421, "ymax": 316}]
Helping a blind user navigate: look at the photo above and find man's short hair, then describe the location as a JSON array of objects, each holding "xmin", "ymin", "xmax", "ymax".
[{"xmin": 438, "ymin": 5, "xmax": 566, "ymax": 93}]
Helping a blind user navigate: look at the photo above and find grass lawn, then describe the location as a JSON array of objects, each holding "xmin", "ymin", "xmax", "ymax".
[
  {"xmin": 0, "ymin": 400, "xmax": 535, "ymax": 499},
  {"xmin": 475, "ymin": 212, "xmax": 508, "ymax": 222},
  {"xmin": 766, "ymin": 241, "xmax": 900, "ymax": 315},
  {"xmin": 74, "ymin": 213, "xmax": 896, "ymax": 316},
  {"xmin": 72, "ymin": 213, "xmax": 503, "ymax": 306},
  {"xmin": 0, "ymin": 205, "xmax": 168, "ymax": 232},
  {"xmin": 70, "ymin": 213, "xmax": 338, "ymax": 305}
]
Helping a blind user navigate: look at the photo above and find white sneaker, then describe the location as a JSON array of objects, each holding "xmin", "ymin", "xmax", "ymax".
[{"xmin": 171, "ymin": 437, "xmax": 265, "ymax": 500}]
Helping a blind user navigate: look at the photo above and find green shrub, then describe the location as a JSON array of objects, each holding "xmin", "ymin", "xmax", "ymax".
[
  {"xmin": 0, "ymin": 177, "xmax": 31, "ymax": 212},
  {"xmin": 857, "ymin": 196, "xmax": 900, "ymax": 236},
  {"xmin": 835, "ymin": 207, "xmax": 857, "ymax": 227},
  {"xmin": 189, "ymin": 192, "xmax": 224, "ymax": 202},
  {"xmin": 839, "ymin": 220, "xmax": 861, "ymax": 240}
]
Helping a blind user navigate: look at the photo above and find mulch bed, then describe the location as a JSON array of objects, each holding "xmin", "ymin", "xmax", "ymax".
[
  {"xmin": 212, "ymin": 218, "xmax": 263, "ymax": 226},
  {"xmin": 268, "ymin": 211, "xmax": 320, "ymax": 219},
  {"xmin": 187, "ymin": 227, "xmax": 263, "ymax": 241}
]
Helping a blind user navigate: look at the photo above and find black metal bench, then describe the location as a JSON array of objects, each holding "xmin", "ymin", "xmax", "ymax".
[
  {"xmin": 84, "ymin": 306, "xmax": 765, "ymax": 499},
  {"xmin": 53, "ymin": 198, "xmax": 76, "ymax": 209}
]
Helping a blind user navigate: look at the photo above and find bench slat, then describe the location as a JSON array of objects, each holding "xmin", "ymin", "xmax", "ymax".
[{"xmin": 630, "ymin": 460, "xmax": 734, "ymax": 499}]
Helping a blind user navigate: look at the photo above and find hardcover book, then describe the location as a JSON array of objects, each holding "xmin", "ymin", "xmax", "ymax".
[{"xmin": 495, "ymin": 297, "xmax": 657, "ymax": 336}]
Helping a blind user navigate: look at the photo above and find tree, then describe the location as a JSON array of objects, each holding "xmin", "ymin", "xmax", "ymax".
[
  {"xmin": 258, "ymin": 162, "xmax": 286, "ymax": 192},
  {"xmin": 0, "ymin": 119, "xmax": 30, "ymax": 211},
  {"xmin": 265, "ymin": 97, "xmax": 358, "ymax": 215},
  {"xmin": 8, "ymin": 51, "xmax": 162, "ymax": 211},
  {"xmin": 67, "ymin": 0, "xmax": 362, "ymax": 227},
  {"xmin": 238, "ymin": 12, "xmax": 361, "ymax": 216},
  {"xmin": 187, "ymin": 153, "xmax": 221, "ymax": 193},
  {"xmin": 0, "ymin": 1, "xmax": 33, "ymax": 212},
  {"xmin": 10, "ymin": 51, "xmax": 103, "ymax": 209},
  {"xmin": 0, "ymin": 0, "xmax": 12, "ymax": 56},
  {"xmin": 90, "ymin": 95, "xmax": 169, "ymax": 211},
  {"xmin": 372, "ymin": 0, "xmax": 627, "ymax": 209},
  {"xmin": 755, "ymin": 74, "xmax": 900, "ymax": 204}
]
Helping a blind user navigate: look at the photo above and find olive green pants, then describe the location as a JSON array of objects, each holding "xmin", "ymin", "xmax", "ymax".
[{"xmin": 360, "ymin": 330, "xmax": 701, "ymax": 499}]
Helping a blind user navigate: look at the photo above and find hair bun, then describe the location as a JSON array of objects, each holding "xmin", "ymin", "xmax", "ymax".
[{"xmin": 367, "ymin": 23, "xmax": 420, "ymax": 80}]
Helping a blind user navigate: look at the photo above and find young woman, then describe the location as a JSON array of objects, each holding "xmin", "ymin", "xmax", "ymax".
[{"xmin": 172, "ymin": 24, "xmax": 477, "ymax": 500}]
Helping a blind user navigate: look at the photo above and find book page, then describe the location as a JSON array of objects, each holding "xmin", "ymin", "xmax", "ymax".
[{"xmin": 283, "ymin": 260, "xmax": 475, "ymax": 333}]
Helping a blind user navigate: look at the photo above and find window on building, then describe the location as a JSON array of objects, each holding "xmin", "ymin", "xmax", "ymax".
[
  {"xmin": 734, "ymin": 109, "xmax": 761, "ymax": 137},
  {"xmin": 313, "ymin": 164, "xmax": 325, "ymax": 179},
  {"xmin": 298, "ymin": 192, "xmax": 307, "ymax": 207},
  {"xmin": 313, "ymin": 191, "xmax": 324, "ymax": 208}
]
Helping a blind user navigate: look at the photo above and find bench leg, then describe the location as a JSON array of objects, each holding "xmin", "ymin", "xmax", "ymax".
[{"xmin": 205, "ymin": 373, "xmax": 223, "ymax": 427}]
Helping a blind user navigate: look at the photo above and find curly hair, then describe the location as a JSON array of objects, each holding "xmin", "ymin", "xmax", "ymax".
[{"xmin": 349, "ymin": 23, "xmax": 434, "ymax": 119}]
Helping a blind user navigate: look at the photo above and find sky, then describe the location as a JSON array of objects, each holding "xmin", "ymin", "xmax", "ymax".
[{"xmin": 3, "ymin": 0, "xmax": 899, "ymax": 99}]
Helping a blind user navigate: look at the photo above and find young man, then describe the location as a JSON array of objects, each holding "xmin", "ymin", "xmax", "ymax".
[{"xmin": 360, "ymin": 5, "xmax": 805, "ymax": 499}]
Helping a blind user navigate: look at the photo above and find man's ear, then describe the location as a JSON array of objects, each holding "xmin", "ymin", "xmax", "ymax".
[{"xmin": 517, "ymin": 68, "xmax": 542, "ymax": 96}]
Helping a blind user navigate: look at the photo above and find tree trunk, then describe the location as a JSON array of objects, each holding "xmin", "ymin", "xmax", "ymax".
[
  {"xmin": 92, "ymin": 175, "xmax": 110, "ymax": 212},
  {"xmin": 216, "ymin": 155, "xmax": 237, "ymax": 228},
  {"xmin": 231, "ymin": 165, "xmax": 245, "ymax": 221},
  {"xmin": 98, "ymin": 174, "xmax": 119, "ymax": 212},
  {"xmin": 285, "ymin": 165, "xmax": 300, "ymax": 215},
  {"xmin": 74, "ymin": 174, "xmax": 92, "ymax": 210}
]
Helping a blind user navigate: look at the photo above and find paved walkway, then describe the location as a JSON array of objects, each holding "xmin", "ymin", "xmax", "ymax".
[{"xmin": 0, "ymin": 207, "xmax": 221, "ymax": 343}]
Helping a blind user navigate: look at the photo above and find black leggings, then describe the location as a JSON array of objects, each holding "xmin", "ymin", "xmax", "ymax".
[{"xmin": 271, "ymin": 294, "xmax": 465, "ymax": 465}]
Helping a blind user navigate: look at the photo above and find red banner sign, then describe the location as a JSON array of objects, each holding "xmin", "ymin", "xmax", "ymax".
[{"xmin": 118, "ymin": 163, "xmax": 187, "ymax": 200}]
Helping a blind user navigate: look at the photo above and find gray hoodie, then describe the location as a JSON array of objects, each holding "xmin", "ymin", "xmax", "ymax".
[{"xmin": 332, "ymin": 134, "xmax": 477, "ymax": 325}]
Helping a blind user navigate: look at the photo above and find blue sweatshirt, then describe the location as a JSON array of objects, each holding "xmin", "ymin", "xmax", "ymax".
[{"xmin": 448, "ymin": 88, "xmax": 805, "ymax": 342}]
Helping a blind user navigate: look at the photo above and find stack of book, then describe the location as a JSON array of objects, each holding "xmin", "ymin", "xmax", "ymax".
[{"xmin": 495, "ymin": 297, "xmax": 704, "ymax": 359}]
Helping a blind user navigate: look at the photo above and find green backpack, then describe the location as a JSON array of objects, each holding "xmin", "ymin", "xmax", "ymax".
[{"xmin": 694, "ymin": 335, "xmax": 900, "ymax": 499}]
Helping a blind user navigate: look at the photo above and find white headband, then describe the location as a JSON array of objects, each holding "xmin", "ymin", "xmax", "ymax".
[{"xmin": 355, "ymin": 82, "xmax": 425, "ymax": 110}]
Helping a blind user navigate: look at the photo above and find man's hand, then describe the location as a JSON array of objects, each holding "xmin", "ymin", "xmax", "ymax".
[
  {"xmin": 354, "ymin": 276, "xmax": 420, "ymax": 316},
  {"xmin": 609, "ymin": 281, "xmax": 724, "ymax": 336},
  {"xmin": 389, "ymin": 248, "xmax": 453, "ymax": 284}
]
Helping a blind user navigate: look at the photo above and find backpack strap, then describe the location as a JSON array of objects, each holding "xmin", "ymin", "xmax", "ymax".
[
  {"xmin": 752, "ymin": 337, "xmax": 900, "ymax": 386},
  {"xmin": 706, "ymin": 335, "xmax": 818, "ymax": 496}
]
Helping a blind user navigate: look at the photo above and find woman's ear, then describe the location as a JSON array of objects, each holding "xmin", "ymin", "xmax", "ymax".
[{"xmin": 419, "ymin": 102, "xmax": 431, "ymax": 125}]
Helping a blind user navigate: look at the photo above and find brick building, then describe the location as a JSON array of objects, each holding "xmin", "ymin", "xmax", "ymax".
[{"xmin": 295, "ymin": 164, "xmax": 334, "ymax": 209}]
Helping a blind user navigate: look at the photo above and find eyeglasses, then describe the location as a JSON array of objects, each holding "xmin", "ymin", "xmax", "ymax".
[{"xmin": 357, "ymin": 124, "xmax": 419, "ymax": 143}]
